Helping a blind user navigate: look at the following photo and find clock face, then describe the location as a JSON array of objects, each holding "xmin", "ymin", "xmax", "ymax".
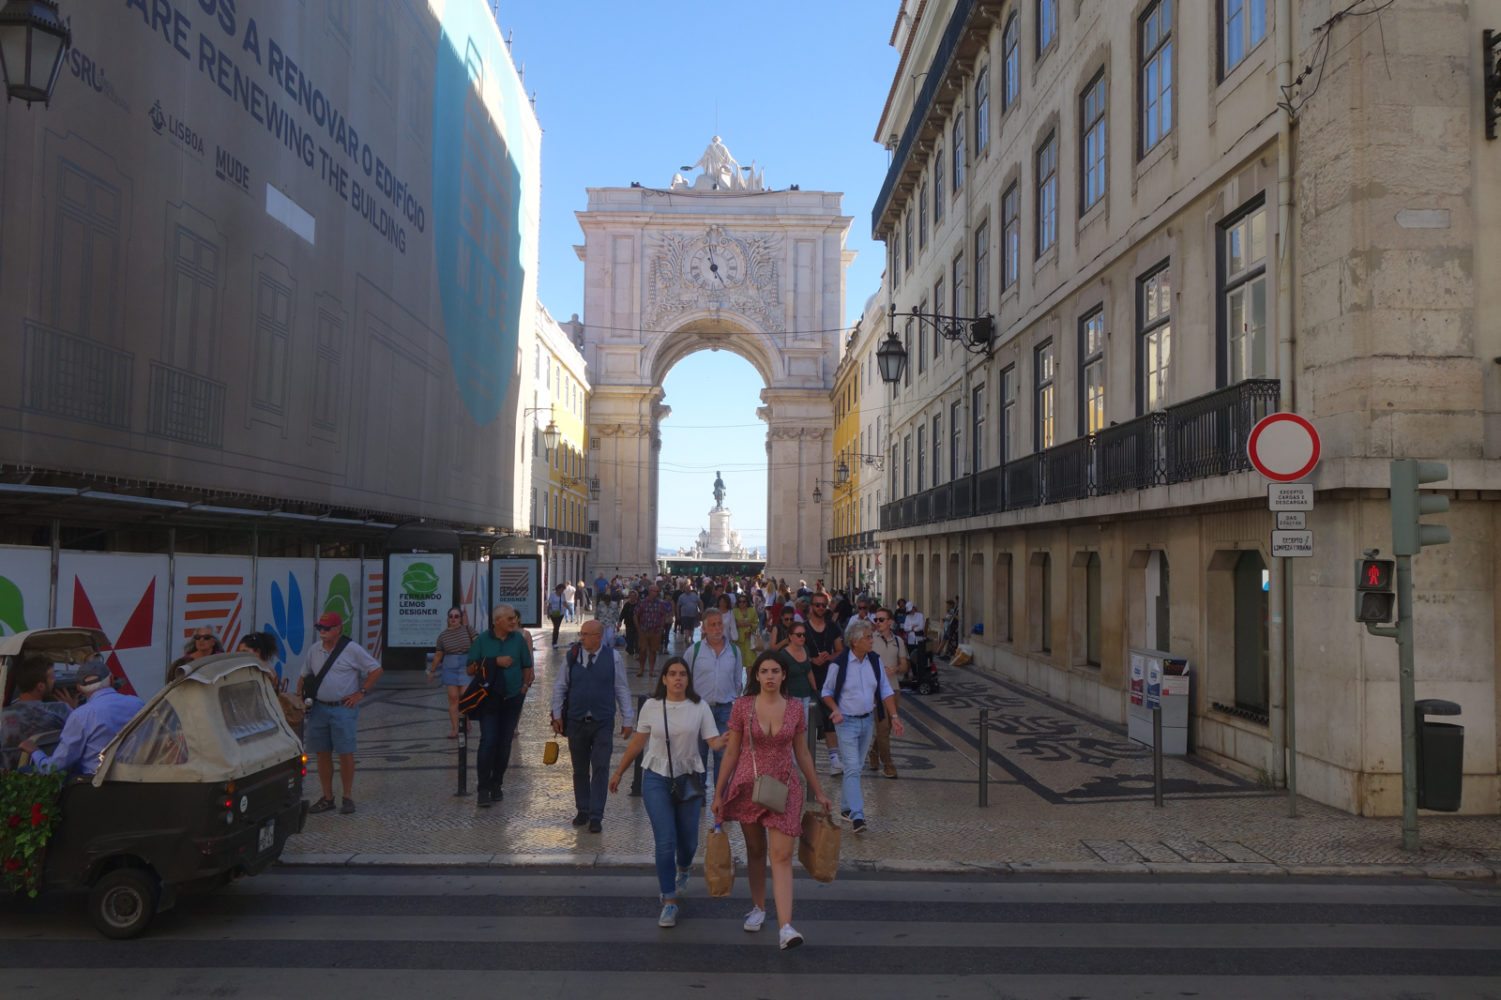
[{"xmin": 686, "ymin": 241, "xmax": 743, "ymax": 288}]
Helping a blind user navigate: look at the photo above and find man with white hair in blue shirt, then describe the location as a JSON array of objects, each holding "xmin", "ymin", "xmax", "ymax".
[{"xmin": 821, "ymin": 619, "xmax": 904, "ymax": 835}]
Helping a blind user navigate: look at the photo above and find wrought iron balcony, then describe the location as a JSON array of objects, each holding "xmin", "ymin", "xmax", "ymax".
[
  {"xmin": 826, "ymin": 530, "xmax": 878, "ymax": 555},
  {"xmin": 879, "ymin": 380, "xmax": 1280, "ymax": 529}
]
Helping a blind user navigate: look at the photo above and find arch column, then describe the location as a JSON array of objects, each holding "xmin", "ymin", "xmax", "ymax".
[
  {"xmin": 760, "ymin": 387, "xmax": 833, "ymax": 584},
  {"xmin": 589, "ymin": 385, "xmax": 665, "ymax": 577}
]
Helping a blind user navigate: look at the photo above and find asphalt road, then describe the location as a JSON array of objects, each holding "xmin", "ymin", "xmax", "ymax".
[{"xmin": 3, "ymin": 867, "xmax": 1499, "ymax": 999}]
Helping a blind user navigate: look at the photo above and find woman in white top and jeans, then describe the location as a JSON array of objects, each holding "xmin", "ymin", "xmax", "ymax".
[{"xmin": 611, "ymin": 655, "xmax": 727, "ymax": 928}]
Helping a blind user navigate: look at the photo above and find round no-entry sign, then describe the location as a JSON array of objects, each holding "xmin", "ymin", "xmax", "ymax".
[{"xmin": 1247, "ymin": 413, "xmax": 1320, "ymax": 482}]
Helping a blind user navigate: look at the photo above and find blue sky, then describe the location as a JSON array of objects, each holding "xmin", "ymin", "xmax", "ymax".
[{"xmin": 496, "ymin": 2, "xmax": 899, "ymax": 551}]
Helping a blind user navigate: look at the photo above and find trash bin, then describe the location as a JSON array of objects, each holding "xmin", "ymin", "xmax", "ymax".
[{"xmin": 1415, "ymin": 699, "xmax": 1463, "ymax": 812}]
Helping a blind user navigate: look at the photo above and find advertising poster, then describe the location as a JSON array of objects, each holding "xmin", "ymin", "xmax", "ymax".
[
  {"xmin": 387, "ymin": 552, "xmax": 454, "ymax": 648},
  {"xmin": 0, "ymin": 545, "xmax": 53, "ymax": 636},
  {"xmin": 57, "ymin": 552, "xmax": 170, "ymax": 698},
  {"xmin": 361, "ymin": 560, "xmax": 385, "ymax": 658},
  {"xmin": 490, "ymin": 555, "xmax": 541, "ymax": 629},
  {"xmin": 255, "ymin": 558, "xmax": 317, "ymax": 682},
  {"xmin": 317, "ymin": 559, "xmax": 364, "ymax": 641},
  {"xmin": 171, "ymin": 554, "xmax": 253, "ymax": 652}
]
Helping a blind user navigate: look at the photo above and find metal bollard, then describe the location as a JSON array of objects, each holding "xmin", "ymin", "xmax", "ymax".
[
  {"xmin": 978, "ymin": 708, "xmax": 989, "ymax": 807},
  {"xmin": 1151, "ymin": 705, "xmax": 1163, "ymax": 808},
  {"xmin": 455, "ymin": 713, "xmax": 469, "ymax": 796}
]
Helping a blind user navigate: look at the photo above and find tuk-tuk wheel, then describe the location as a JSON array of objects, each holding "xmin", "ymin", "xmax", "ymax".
[
  {"xmin": 88, "ymin": 867, "xmax": 159, "ymax": 940},
  {"xmin": 917, "ymin": 680, "xmax": 934, "ymax": 696}
]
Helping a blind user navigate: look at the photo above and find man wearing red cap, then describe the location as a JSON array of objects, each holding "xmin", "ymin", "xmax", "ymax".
[{"xmin": 298, "ymin": 611, "xmax": 382, "ymax": 814}]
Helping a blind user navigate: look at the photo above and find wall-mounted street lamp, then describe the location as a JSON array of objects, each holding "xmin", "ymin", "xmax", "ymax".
[
  {"xmin": 878, "ymin": 309, "xmax": 997, "ymax": 383},
  {"xmin": 876, "ymin": 331, "xmax": 907, "ymax": 384},
  {"xmin": 0, "ymin": 0, "xmax": 71, "ymax": 107},
  {"xmin": 836, "ymin": 454, "xmax": 886, "ymax": 485},
  {"xmin": 523, "ymin": 406, "xmax": 560, "ymax": 452},
  {"xmin": 811, "ymin": 478, "xmax": 843, "ymax": 504}
]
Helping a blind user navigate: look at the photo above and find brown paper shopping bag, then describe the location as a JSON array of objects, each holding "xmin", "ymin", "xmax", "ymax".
[
  {"xmin": 798, "ymin": 807, "xmax": 842, "ymax": 883},
  {"xmin": 705, "ymin": 825, "xmax": 735, "ymax": 897}
]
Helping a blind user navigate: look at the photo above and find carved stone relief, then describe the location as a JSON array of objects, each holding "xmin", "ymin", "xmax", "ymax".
[{"xmin": 644, "ymin": 228, "xmax": 784, "ymax": 334}]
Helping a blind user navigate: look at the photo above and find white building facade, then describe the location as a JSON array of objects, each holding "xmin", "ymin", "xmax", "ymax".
[{"xmin": 871, "ymin": 0, "xmax": 1500, "ymax": 815}]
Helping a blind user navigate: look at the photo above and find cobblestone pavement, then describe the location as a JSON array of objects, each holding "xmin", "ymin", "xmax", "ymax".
[{"xmin": 284, "ymin": 620, "xmax": 1501, "ymax": 877}]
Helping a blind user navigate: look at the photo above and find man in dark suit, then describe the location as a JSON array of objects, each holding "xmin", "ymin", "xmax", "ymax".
[{"xmin": 549, "ymin": 621, "xmax": 634, "ymax": 832}]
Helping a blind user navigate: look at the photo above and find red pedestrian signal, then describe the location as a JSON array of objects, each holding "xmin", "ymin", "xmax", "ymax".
[{"xmin": 1355, "ymin": 557, "xmax": 1395, "ymax": 623}]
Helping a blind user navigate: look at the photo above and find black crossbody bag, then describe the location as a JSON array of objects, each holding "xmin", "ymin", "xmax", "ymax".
[
  {"xmin": 662, "ymin": 700, "xmax": 705, "ymax": 803},
  {"xmin": 302, "ymin": 636, "xmax": 351, "ymax": 706}
]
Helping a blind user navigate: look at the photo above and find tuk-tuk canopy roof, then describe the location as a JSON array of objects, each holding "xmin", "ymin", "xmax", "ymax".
[
  {"xmin": 0, "ymin": 627, "xmax": 107, "ymax": 662},
  {"xmin": 94, "ymin": 652, "xmax": 301, "ymax": 786}
]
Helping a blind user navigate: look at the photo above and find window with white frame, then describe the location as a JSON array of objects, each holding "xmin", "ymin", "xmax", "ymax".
[
  {"xmin": 903, "ymin": 319, "xmax": 913, "ymax": 388},
  {"xmin": 974, "ymin": 221, "xmax": 990, "ymax": 315},
  {"xmin": 1079, "ymin": 308, "xmax": 1106, "ymax": 435},
  {"xmin": 970, "ymin": 385, "xmax": 985, "ymax": 473},
  {"xmin": 919, "ymin": 181, "xmax": 929, "ymax": 251},
  {"xmin": 902, "ymin": 434, "xmax": 911, "ymax": 495},
  {"xmin": 916, "ymin": 424, "xmax": 926, "ymax": 492},
  {"xmin": 951, "ymin": 400, "xmax": 963, "ymax": 476},
  {"xmin": 917, "ymin": 299, "xmax": 928, "ymax": 374},
  {"xmin": 1036, "ymin": 133, "xmax": 1057, "ymax": 255},
  {"xmin": 1000, "ymin": 365, "xmax": 1017, "ymax": 465},
  {"xmin": 1222, "ymin": 0, "xmax": 1267, "ymax": 76},
  {"xmin": 932, "ymin": 412, "xmax": 943, "ymax": 482},
  {"xmin": 904, "ymin": 208, "xmax": 913, "ymax": 271},
  {"xmin": 1038, "ymin": 0, "xmax": 1057, "ymax": 55},
  {"xmin": 1081, "ymin": 70, "xmax": 1106, "ymax": 211},
  {"xmin": 1221, "ymin": 201, "xmax": 1268, "ymax": 384},
  {"xmin": 1138, "ymin": 264, "xmax": 1172, "ymax": 412},
  {"xmin": 1140, "ymin": 0, "xmax": 1173, "ymax": 155},
  {"xmin": 891, "ymin": 236, "xmax": 900, "ymax": 291},
  {"xmin": 976, "ymin": 66, "xmax": 990, "ymax": 152},
  {"xmin": 953, "ymin": 111, "xmax": 965, "ymax": 193},
  {"xmin": 933, "ymin": 276, "xmax": 945, "ymax": 338},
  {"xmin": 1003, "ymin": 13, "xmax": 1020, "ymax": 110},
  {"xmin": 1002, "ymin": 183, "xmax": 1020, "ymax": 289},
  {"xmin": 952, "ymin": 252, "xmax": 966, "ymax": 347},
  {"xmin": 934, "ymin": 147, "xmax": 944, "ymax": 222},
  {"xmin": 1035, "ymin": 340, "xmax": 1056, "ymax": 451}
]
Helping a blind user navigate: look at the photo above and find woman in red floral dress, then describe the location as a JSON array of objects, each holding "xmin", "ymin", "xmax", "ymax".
[{"xmin": 712, "ymin": 652, "xmax": 833, "ymax": 950}]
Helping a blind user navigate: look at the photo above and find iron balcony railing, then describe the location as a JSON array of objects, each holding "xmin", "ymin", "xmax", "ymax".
[
  {"xmin": 871, "ymin": 0, "xmax": 985, "ymax": 237},
  {"xmin": 879, "ymin": 379, "xmax": 1280, "ymax": 529},
  {"xmin": 530, "ymin": 526, "xmax": 592, "ymax": 549},
  {"xmin": 826, "ymin": 530, "xmax": 878, "ymax": 555}
]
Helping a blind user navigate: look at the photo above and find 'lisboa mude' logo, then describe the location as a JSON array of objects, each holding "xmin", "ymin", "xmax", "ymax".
[{"xmin": 148, "ymin": 99, "xmax": 165, "ymax": 133}]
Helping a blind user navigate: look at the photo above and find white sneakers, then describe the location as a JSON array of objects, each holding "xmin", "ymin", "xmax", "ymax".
[
  {"xmin": 828, "ymin": 750, "xmax": 843, "ymax": 775},
  {"xmin": 743, "ymin": 905, "xmax": 766, "ymax": 932},
  {"xmin": 779, "ymin": 924, "xmax": 804, "ymax": 950}
]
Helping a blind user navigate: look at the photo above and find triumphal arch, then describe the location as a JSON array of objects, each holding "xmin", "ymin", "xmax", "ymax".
[{"xmin": 577, "ymin": 138, "xmax": 852, "ymax": 581}]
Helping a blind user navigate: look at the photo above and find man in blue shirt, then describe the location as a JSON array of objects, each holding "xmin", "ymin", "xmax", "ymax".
[
  {"xmin": 821, "ymin": 620, "xmax": 903, "ymax": 835},
  {"xmin": 19, "ymin": 663, "xmax": 143, "ymax": 776}
]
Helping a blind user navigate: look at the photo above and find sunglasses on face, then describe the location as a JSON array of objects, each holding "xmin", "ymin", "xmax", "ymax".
[
  {"xmin": 791, "ymin": 631, "xmax": 807, "ymax": 638},
  {"xmin": 812, "ymin": 603, "xmax": 827, "ymax": 609},
  {"xmin": 315, "ymin": 625, "xmax": 336, "ymax": 632},
  {"xmin": 874, "ymin": 617, "xmax": 889, "ymax": 623},
  {"xmin": 195, "ymin": 634, "xmax": 214, "ymax": 640}
]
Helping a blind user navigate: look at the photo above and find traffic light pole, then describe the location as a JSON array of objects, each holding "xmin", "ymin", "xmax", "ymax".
[{"xmin": 1394, "ymin": 553, "xmax": 1419, "ymax": 851}]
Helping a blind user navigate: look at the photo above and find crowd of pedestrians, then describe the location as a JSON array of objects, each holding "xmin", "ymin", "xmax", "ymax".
[{"xmin": 154, "ymin": 569, "xmax": 936, "ymax": 951}]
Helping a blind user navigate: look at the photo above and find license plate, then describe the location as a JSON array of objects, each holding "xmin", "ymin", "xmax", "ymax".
[{"xmin": 257, "ymin": 819, "xmax": 275, "ymax": 853}]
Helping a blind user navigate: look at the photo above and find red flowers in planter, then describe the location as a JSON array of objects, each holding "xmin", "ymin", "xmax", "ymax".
[{"xmin": 31, "ymin": 803, "xmax": 46, "ymax": 827}]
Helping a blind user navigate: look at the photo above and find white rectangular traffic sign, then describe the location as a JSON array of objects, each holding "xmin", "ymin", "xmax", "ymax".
[
  {"xmin": 1271, "ymin": 530, "xmax": 1314, "ymax": 557},
  {"xmin": 1276, "ymin": 511, "xmax": 1306, "ymax": 530},
  {"xmin": 1268, "ymin": 483, "xmax": 1314, "ymax": 510}
]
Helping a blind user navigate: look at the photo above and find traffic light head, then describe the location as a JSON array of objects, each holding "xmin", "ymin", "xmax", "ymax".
[
  {"xmin": 1390, "ymin": 460, "xmax": 1450, "ymax": 556},
  {"xmin": 1355, "ymin": 557, "xmax": 1395, "ymax": 623}
]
